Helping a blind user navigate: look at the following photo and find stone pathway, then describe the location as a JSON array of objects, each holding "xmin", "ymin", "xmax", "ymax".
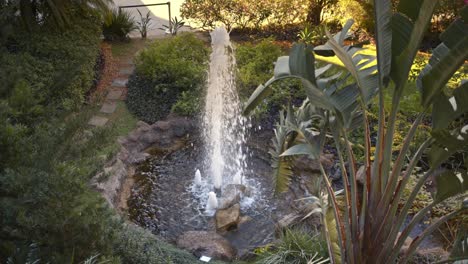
[{"xmin": 88, "ymin": 58, "xmax": 135, "ymax": 127}]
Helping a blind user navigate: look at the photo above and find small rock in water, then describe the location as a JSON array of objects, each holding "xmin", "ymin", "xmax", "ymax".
[
  {"xmin": 218, "ymin": 184, "xmax": 246, "ymax": 209},
  {"xmin": 215, "ymin": 203, "xmax": 240, "ymax": 232}
]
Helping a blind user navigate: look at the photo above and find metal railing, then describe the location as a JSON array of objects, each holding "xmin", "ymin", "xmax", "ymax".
[{"xmin": 118, "ymin": 2, "xmax": 171, "ymax": 31}]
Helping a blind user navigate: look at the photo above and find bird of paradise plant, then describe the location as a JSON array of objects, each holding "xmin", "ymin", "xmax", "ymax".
[{"xmin": 243, "ymin": 1, "xmax": 468, "ymax": 263}]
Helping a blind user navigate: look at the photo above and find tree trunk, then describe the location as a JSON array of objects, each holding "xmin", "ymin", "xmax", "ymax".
[{"xmin": 306, "ymin": 2, "xmax": 324, "ymax": 26}]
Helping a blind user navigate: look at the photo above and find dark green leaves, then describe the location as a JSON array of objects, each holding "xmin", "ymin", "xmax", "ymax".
[
  {"xmin": 289, "ymin": 44, "xmax": 316, "ymax": 85},
  {"xmin": 435, "ymin": 170, "xmax": 468, "ymax": 202},
  {"xmin": 432, "ymin": 81, "xmax": 468, "ymax": 130},
  {"xmin": 418, "ymin": 8, "xmax": 468, "ymax": 107},
  {"xmin": 373, "ymin": 0, "xmax": 392, "ymax": 85},
  {"xmin": 390, "ymin": 0, "xmax": 438, "ymax": 88}
]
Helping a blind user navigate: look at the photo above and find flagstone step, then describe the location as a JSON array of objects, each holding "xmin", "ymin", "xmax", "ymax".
[
  {"xmin": 100, "ymin": 101, "xmax": 117, "ymax": 114},
  {"xmin": 88, "ymin": 116, "xmax": 109, "ymax": 127}
]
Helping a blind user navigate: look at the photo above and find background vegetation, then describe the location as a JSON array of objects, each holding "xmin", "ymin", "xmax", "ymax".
[{"xmin": 126, "ymin": 32, "xmax": 209, "ymax": 122}]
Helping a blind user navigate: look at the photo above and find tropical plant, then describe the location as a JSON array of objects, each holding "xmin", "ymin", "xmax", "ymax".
[
  {"xmin": 255, "ymin": 228, "xmax": 329, "ymax": 264},
  {"xmin": 14, "ymin": 0, "xmax": 110, "ymax": 30},
  {"xmin": 136, "ymin": 9, "xmax": 152, "ymax": 39},
  {"xmin": 243, "ymin": 1, "xmax": 468, "ymax": 263},
  {"xmin": 298, "ymin": 25, "xmax": 327, "ymax": 45},
  {"xmin": 160, "ymin": 16, "xmax": 185, "ymax": 35},
  {"xmin": 103, "ymin": 8, "xmax": 136, "ymax": 41}
]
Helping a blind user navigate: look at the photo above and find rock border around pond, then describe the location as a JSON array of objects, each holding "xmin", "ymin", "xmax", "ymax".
[{"xmin": 91, "ymin": 115, "xmax": 195, "ymax": 209}]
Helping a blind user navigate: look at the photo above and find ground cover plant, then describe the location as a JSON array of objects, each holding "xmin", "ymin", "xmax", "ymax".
[{"xmin": 243, "ymin": 1, "xmax": 468, "ymax": 263}]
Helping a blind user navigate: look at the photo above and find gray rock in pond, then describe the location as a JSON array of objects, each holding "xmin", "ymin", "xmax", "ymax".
[
  {"xmin": 152, "ymin": 121, "xmax": 171, "ymax": 131},
  {"xmin": 215, "ymin": 203, "xmax": 240, "ymax": 232},
  {"xmin": 176, "ymin": 231, "xmax": 237, "ymax": 261},
  {"xmin": 136, "ymin": 120, "xmax": 151, "ymax": 132},
  {"xmin": 169, "ymin": 117, "xmax": 191, "ymax": 137},
  {"xmin": 127, "ymin": 152, "xmax": 150, "ymax": 164},
  {"xmin": 218, "ymin": 184, "xmax": 246, "ymax": 209},
  {"xmin": 140, "ymin": 131, "xmax": 160, "ymax": 146}
]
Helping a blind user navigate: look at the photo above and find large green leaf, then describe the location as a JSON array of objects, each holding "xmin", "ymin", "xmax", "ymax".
[
  {"xmin": 373, "ymin": 0, "xmax": 392, "ymax": 86},
  {"xmin": 243, "ymin": 48, "xmax": 336, "ymax": 115},
  {"xmin": 315, "ymin": 19, "xmax": 354, "ymax": 57},
  {"xmin": 429, "ymin": 129, "xmax": 468, "ymax": 168},
  {"xmin": 435, "ymin": 170, "xmax": 468, "ymax": 203},
  {"xmin": 390, "ymin": 0, "xmax": 438, "ymax": 87},
  {"xmin": 324, "ymin": 32, "xmax": 378, "ymax": 103},
  {"xmin": 418, "ymin": 9, "xmax": 468, "ymax": 107},
  {"xmin": 289, "ymin": 43, "xmax": 316, "ymax": 84},
  {"xmin": 280, "ymin": 143, "xmax": 320, "ymax": 159},
  {"xmin": 432, "ymin": 81, "xmax": 468, "ymax": 130}
]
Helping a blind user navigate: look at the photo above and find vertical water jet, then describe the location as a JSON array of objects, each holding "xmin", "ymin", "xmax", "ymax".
[{"xmin": 202, "ymin": 27, "xmax": 249, "ymax": 191}]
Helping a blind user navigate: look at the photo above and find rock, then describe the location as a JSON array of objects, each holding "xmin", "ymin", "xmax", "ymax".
[
  {"xmin": 276, "ymin": 213, "xmax": 301, "ymax": 231},
  {"xmin": 216, "ymin": 204, "xmax": 241, "ymax": 231},
  {"xmin": 127, "ymin": 152, "xmax": 150, "ymax": 164},
  {"xmin": 136, "ymin": 121, "xmax": 151, "ymax": 130},
  {"xmin": 169, "ymin": 117, "xmax": 190, "ymax": 137},
  {"xmin": 176, "ymin": 231, "xmax": 236, "ymax": 261},
  {"xmin": 127, "ymin": 130, "xmax": 140, "ymax": 142},
  {"xmin": 396, "ymin": 232, "xmax": 413, "ymax": 256},
  {"xmin": 152, "ymin": 121, "xmax": 170, "ymax": 131},
  {"xmin": 218, "ymin": 184, "xmax": 246, "ymax": 209},
  {"xmin": 91, "ymin": 159, "xmax": 128, "ymax": 207},
  {"xmin": 239, "ymin": 215, "xmax": 252, "ymax": 226},
  {"xmin": 294, "ymin": 154, "xmax": 335, "ymax": 173},
  {"xmin": 356, "ymin": 165, "xmax": 366, "ymax": 185},
  {"xmin": 140, "ymin": 131, "xmax": 160, "ymax": 146}
]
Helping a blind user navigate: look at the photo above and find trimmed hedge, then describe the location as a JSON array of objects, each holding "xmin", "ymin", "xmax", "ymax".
[{"xmin": 126, "ymin": 33, "xmax": 209, "ymax": 123}]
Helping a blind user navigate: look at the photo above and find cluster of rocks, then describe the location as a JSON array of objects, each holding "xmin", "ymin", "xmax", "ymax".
[
  {"xmin": 177, "ymin": 184, "xmax": 253, "ymax": 261},
  {"xmin": 91, "ymin": 115, "xmax": 194, "ymax": 208}
]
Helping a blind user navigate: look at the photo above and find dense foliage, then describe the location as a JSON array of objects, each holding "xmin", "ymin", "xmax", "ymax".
[
  {"xmin": 254, "ymin": 229, "xmax": 329, "ymax": 264},
  {"xmin": 1, "ymin": 0, "xmax": 110, "ymax": 31},
  {"xmin": 236, "ymin": 39, "xmax": 306, "ymax": 127},
  {"xmin": 127, "ymin": 32, "xmax": 209, "ymax": 122},
  {"xmin": 0, "ymin": 10, "xmax": 102, "ymax": 170},
  {"xmin": 181, "ymin": 0, "xmax": 317, "ymax": 31},
  {"xmin": 243, "ymin": 1, "xmax": 468, "ymax": 262}
]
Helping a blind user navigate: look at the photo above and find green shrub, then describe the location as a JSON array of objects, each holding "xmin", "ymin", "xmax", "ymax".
[
  {"xmin": 0, "ymin": 12, "xmax": 101, "ymax": 113},
  {"xmin": 171, "ymin": 90, "xmax": 201, "ymax": 116},
  {"xmin": 114, "ymin": 224, "xmax": 201, "ymax": 264},
  {"xmin": 0, "ymin": 10, "xmax": 102, "ymax": 171},
  {"xmin": 103, "ymin": 9, "xmax": 136, "ymax": 41},
  {"xmin": 127, "ymin": 33, "xmax": 208, "ymax": 122},
  {"xmin": 0, "ymin": 113, "xmax": 121, "ymax": 263},
  {"xmin": 236, "ymin": 40, "xmax": 305, "ymax": 121}
]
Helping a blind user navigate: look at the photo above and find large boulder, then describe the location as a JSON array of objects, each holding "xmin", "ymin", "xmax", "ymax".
[
  {"xmin": 216, "ymin": 203, "xmax": 241, "ymax": 232},
  {"xmin": 176, "ymin": 231, "xmax": 237, "ymax": 261}
]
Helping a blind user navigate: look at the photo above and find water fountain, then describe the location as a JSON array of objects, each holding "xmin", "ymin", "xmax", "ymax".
[
  {"xmin": 201, "ymin": 27, "xmax": 249, "ymax": 193},
  {"xmin": 194, "ymin": 169, "xmax": 202, "ymax": 185},
  {"xmin": 206, "ymin": 191, "xmax": 218, "ymax": 212},
  {"xmin": 128, "ymin": 27, "xmax": 298, "ymax": 258}
]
